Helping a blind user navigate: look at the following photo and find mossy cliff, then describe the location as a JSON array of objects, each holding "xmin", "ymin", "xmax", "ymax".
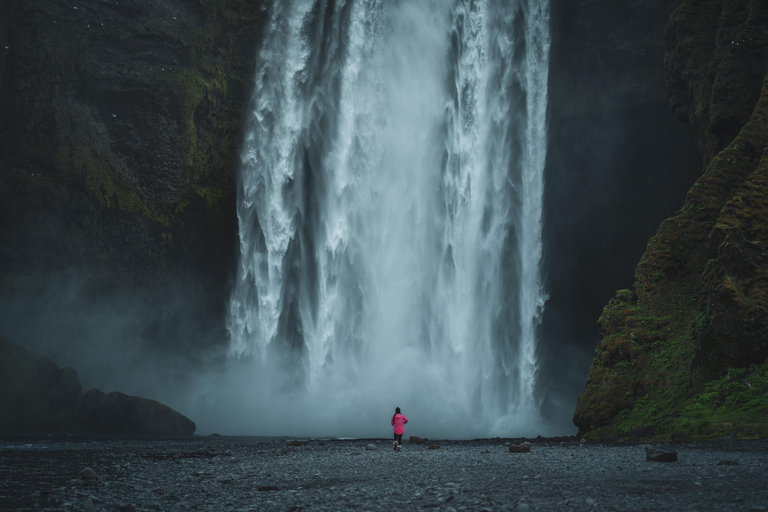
[
  {"xmin": 574, "ymin": 0, "xmax": 768, "ymax": 440},
  {"xmin": 0, "ymin": 0, "xmax": 267, "ymax": 311}
]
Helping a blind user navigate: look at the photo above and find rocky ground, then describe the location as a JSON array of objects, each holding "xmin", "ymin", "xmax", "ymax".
[{"xmin": 0, "ymin": 435, "xmax": 767, "ymax": 511}]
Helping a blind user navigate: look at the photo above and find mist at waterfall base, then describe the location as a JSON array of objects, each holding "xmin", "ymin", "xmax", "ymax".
[
  {"xmin": 220, "ymin": 0, "xmax": 556, "ymax": 439},
  {"xmin": 198, "ymin": 105, "xmax": 703, "ymax": 441}
]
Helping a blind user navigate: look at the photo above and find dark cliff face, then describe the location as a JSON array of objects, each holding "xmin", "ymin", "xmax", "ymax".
[
  {"xmin": 548, "ymin": 0, "xmax": 686, "ymax": 115},
  {"xmin": 0, "ymin": 0, "xmax": 267, "ymax": 350},
  {"xmin": 574, "ymin": 0, "xmax": 768, "ymax": 439},
  {"xmin": 539, "ymin": 0, "xmax": 702, "ymax": 423}
]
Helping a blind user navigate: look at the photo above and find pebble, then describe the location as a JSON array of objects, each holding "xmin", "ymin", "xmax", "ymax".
[
  {"xmin": 80, "ymin": 467, "xmax": 98, "ymax": 480},
  {"xmin": 1, "ymin": 438, "xmax": 767, "ymax": 511},
  {"xmin": 645, "ymin": 444, "xmax": 678, "ymax": 462}
]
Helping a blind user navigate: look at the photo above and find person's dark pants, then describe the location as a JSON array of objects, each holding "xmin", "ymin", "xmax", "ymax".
[{"xmin": 394, "ymin": 433, "xmax": 402, "ymax": 448}]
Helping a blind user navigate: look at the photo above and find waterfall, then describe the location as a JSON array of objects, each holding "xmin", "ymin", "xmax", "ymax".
[{"xmin": 228, "ymin": 0, "xmax": 550, "ymax": 438}]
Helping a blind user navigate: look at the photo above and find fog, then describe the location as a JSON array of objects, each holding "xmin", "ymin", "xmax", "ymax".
[{"xmin": 0, "ymin": 273, "xmax": 565, "ymax": 439}]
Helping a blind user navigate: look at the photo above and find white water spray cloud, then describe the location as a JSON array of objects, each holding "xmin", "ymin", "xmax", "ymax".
[{"xmin": 226, "ymin": 0, "xmax": 551, "ymax": 439}]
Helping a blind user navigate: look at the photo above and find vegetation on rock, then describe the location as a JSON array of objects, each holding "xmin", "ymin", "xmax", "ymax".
[
  {"xmin": 0, "ymin": 0, "xmax": 268, "ymax": 292},
  {"xmin": 574, "ymin": 0, "xmax": 768, "ymax": 440}
]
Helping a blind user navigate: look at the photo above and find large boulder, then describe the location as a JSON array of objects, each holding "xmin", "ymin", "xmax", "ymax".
[
  {"xmin": 0, "ymin": 335, "xmax": 82, "ymax": 432},
  {"xmin": 79, "ymin": 389, "xmax": 196, "ymax": 436},
  {"xmin": 0, "ymin": 335, "xmax": 195, "ymax": 435}
]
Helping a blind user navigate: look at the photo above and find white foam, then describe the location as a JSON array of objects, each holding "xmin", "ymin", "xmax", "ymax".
[{"xmin": 225, "ymin": 0, "xmax": 552, "ymax": 438}]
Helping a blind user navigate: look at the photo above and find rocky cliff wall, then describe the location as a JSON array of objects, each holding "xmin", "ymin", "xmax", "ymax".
[
  {"xmin": 0, "ymin": 0, "xmax": 268, "ymax": 349},
  {"xmin": 539, "ymin": 0, "xmax": 703, "ymax": 421},
  {"xmin": 549, "ymin": 0, "xmax": 686, "ymax": 115},
  {"xmin": 574, "ymin": 0, "xmax": 768, "ymax": 440}
]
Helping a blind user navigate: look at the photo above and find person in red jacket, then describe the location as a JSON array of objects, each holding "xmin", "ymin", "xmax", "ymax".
[{"xmin": 391, "ymin": 407, "xmax": 408, "ymax": 451}]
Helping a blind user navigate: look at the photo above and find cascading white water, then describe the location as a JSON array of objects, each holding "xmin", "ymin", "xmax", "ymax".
[{"xmin": 227, "ymin": 0, "xmax": 550, "ymax": 438}]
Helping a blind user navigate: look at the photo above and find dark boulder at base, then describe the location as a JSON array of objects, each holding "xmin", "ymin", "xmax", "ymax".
[
  {"xmin": 0, "ymin": 335, "xmax": 83, "ymax": 432},
  {"xmin": 645, "ymin": 445, "xmax": 678, "ymax": 463},
  {"xmin": 0, "ymin": 335, "xmax": 195, "ymax": 435},
  {"xmin": 79, "ymin": 389, "xmax": 196, "ymax": 436}
]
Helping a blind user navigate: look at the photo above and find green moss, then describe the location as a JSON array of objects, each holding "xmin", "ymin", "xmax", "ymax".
[
  {"xmin": 56, "ymin": 145, "xmax": 146, "ymax": 214},
  {"xmin": 577, "ymin": 74, "xmax": 768, "ymax": 440},
  {"xmin": 668, "ymin": 362, "xmax": 768, "ymax": 439},
  {"xmin": 176, "ymin": 69, "xmax": 208, "ymax": 167},
  {"xmin": 583, "ymin": 326, "xmax": 697, "ymax": 440},
  {"xmin": 196, "ymin": 185, "xmax": 225, "ymax": 206},
  {"xmin": 140, "ymin": 1, "xmax": 268, "ymax": 233}
]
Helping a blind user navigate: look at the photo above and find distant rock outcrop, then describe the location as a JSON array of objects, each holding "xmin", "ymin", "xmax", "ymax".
[
  {"xmin": 0, "ymin": 335, "xmax": 82, "ymax": 432},
  {"xmin": 79, "ymin": 389, "xmax": 195, "ymax": 436},
  {"xmin": 0, "ymin": 335, "xmax": 195, "ymax": 435}
]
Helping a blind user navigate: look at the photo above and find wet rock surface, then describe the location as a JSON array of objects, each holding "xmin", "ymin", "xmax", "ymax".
[{"xmin": 1, "ymin": 436, "xmax": 766, "ymax": 511}]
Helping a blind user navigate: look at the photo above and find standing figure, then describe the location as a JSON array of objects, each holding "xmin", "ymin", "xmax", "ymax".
[{"xmin": 391, "ymin": 407, "xmax": 408, "ymax": 451}]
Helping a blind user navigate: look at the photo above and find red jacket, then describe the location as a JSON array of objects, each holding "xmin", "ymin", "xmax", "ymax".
[{"xmin": 391, "ymin": 413, "xmax": 408, "ymax": 435}]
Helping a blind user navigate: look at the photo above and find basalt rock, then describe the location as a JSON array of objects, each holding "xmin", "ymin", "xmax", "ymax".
[
  {"xmin": 0, "ymin": 335, "xmax": 82, "ymax": 432},
  {"xmin": 0, "ymin": 0, "xmax": 269, "ymax": 342},
  {"xmin": 645, "ymin": 445, "xmax": 678, "ymax": 463},
  {"xmin": 549, "ymin": 0, "xmax": 685, "ymax": 116},
  {"xmin": 575, "ymin": 0, "xmax": 768, "ymax": 439},
  {"xmin": 540, "ymin": 0, "xmax": 703, "ymax": 426},
  {"xmin": 666, "ymin": 0, "xmax": 768, "ymax": 164},
  {"xmin": 79, "ymin": 388, "xmax": 195, "ymax": 436},
  {"xmin": 0, "ymin": 335, "xmax": 195, "ymax": 435}
]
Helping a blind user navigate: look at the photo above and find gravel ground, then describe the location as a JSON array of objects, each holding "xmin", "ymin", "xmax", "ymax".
[{"xmin": 1, "ymin": 435, "xmax": 767, "ymax": 511}]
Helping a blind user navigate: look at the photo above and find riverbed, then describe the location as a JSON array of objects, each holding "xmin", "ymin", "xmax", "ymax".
[{"xmin": 1, "ymin": 436, "xmax": 766, "ymax": 511}]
